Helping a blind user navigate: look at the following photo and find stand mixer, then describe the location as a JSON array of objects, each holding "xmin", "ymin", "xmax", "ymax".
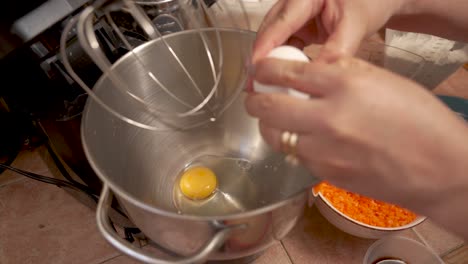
[{"xmin": 60, "ymin": 0, "xmax": 256, "ymax": 131}]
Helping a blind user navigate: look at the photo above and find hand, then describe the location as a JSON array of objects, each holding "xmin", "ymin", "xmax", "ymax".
[
  {"xmin": 252, "ymin": 0, "xmax": 411, "ymax": 63},
  {"xmin": 245, "ymin": 56, "xmax": 468, "ymax": 216}
]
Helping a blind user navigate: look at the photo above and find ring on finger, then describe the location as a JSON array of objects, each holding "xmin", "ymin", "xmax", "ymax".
[{"xmin": 281, "ymin": 131, "xmax": 300, "ymax": 165}]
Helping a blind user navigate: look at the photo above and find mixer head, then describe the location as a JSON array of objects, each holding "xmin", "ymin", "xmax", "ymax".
[{"xmin": 60, "ymin": 0, "xmax": 255, "ymax": 131}]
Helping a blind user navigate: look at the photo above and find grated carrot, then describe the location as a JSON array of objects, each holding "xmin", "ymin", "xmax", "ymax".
[{"xmin": 314, "ymin": 182, "xmax": 417, "ymax": 228}]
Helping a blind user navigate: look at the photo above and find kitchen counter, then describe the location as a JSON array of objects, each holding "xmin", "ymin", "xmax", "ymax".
[{"xmin": 254, "ymin": 206, "xmax": 465, "ymax": 264}]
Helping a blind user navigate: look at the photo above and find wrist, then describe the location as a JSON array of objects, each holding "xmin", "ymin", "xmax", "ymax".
[
  {"xmin": 424, "ymin": 184, "xmax": 468, "ymax": 240},
  {"xmin": 396, "ymin": 0, "xmax": 425, "ymax": 15},
  {"xmin": 418, "ymin": 128, "xmax": 468, "ymax": 240}
]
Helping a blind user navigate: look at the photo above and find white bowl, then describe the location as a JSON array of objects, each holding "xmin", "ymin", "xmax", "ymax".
[
  {"xmin": 312, "ymin": 189, "xmax": 426, "ymax": 239},
  {"xmin": 363, "ymin": 235, "xmax": 443, "ymax": 264}
]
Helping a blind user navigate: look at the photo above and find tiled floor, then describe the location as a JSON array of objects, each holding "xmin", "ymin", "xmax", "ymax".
[
  {"xmin": 1, "ymin": 67, "xmax": 467, "ymax": 264},
  {"xmin": 0, "ymin": 148, "xmax": 121, "ymax": 264}
]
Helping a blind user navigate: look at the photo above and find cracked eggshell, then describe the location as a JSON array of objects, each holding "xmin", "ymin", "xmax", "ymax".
[{"xmin": 253, "ymin": 45, "xmax": 310, "ymax": 99}]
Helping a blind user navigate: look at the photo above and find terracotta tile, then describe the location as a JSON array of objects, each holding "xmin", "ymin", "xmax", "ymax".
[
  {"xmin": 0, "ymin": 169, "xmax": 25, "ymax": 187},
  {"xmin": 412, "ymin": 219, "xmax": 465, "ymax": 256},
  {"xmin": 281, "ymin": 206, "xmax": 424, "ymax": 264},
  {"xmin": 281, "ymin": 206, "xmax": 374, "ymax": 264},
  {"xmin": 99, "ymin": 242, "xmax": 291, "ymax": 264},
  {"xmin": 442, "ymin": 244, "xmax": 468, "ymax": 264},
  {"xmin": 103, "ymin": 253, "xmax": 188, "ymax": 264},
  {"xmin": 0, "ymin": 146, "xmax": 51, "ymax": 187},
  {"xmin": 100, "ymin": 255, "xmax": 142, "ymax": 264},
  {"xmin": 0, "ymin": 178, "xmax": 120, "ymax": 264},
  {"xmin": 252, "ymin": 242, "xmax": 292, "ymax": 264},
  {"xmin": 99, "ymin": 234, "xmax": 215, "ymax": 264}
]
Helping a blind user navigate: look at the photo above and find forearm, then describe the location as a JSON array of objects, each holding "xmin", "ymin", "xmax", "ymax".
[{"xmin": 387, "ymin": 0, "xmax": 468, "ymax": 43}]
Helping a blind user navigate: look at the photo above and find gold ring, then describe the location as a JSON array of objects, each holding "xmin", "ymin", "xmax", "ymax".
[
  {"xmin": 281, "ymin": 131, "xmax": 291, "ymax": 153},
  {"xmin": 281, "ymin": 131, "xmax": 299, "ymax": 165},
  {"xmin": 288, "ymin": 132, "xmax": 298, "ymax": 155}
]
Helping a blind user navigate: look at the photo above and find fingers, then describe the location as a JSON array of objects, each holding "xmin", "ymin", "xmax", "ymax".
[
  {"xmin": 252, "ymin": 0, "xmax": 323, "ymax": 63},
  {"xmin": 286, "ymin": 19, "xmax": 322, "ymax": 50},
  {"xmin": 258, "ymin": 121, "xmax": 283, "ymax": 152},
  {"xmin": 318, "ymin": 10, "xmax": 367, "ymax": 61},
  {"xmin": 253, "ymin": 58, "xmax": 343, "ymax": 97},
  {"xmin": 246, "ymin": 56, "xmax": 373, "ymax": 132},
  {"xmin": 245, "ymin": 92, "xmax": 326, "ymax": 132},
  {"xmin": 256, "ymin": 0, "xmax": 286, "ymax": 36},
  {"xmin": 258, "ymin": 121, "xmax": 323, "ymax": 171},
  {"xmin": 258, "ymin": 121, "xmax": 311, "ymax": 161}
]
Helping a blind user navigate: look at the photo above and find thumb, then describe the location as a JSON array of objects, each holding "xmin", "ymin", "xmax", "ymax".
[
  {"xmin": 252, "ymin": 0, "xmax": 322, "ymax": 63},
  {"xmin": 254, "ymin": 58, "xmax": 342, "ymax": 97}
]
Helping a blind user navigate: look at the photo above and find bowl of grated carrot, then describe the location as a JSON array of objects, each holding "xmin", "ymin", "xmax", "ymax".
[{"xmin": 313, "ymin": 182, "xmax": 426, "ymax": 239}]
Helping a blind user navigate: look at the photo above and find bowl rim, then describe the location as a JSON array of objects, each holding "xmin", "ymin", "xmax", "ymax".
[
  {"xmin": 363, "ymin": 235, "xmax": 444, "ymax": 264},
  {"xmin": 312, "ymin": 188, "xmax": 427, "ymax": 231}
]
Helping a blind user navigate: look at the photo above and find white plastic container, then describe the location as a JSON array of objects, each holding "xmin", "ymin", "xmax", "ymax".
[{"xmin": 385, "ymin": 29, "xmax": 468, "ymax": 89}]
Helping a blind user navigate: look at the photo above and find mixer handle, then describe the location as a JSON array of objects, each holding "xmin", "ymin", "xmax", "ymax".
[{"xmin": 96, "ymin": 185, "xmax": 243, "ymax": 264}]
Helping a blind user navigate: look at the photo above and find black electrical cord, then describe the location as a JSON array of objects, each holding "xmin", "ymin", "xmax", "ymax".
[
  {"xmin": 0, "ymin": 150, "xmax": 19, "ymax": 175},
  {"xmin": 0, "ymin": 163, "xmax": 99, "ymax": 202},
  {"xmin": 0, "ymin": 163, "xmax": 184, "ymax": 258},
  {"xmin": 0, "ymin": 160, "xmax": 130, "ymax": 219},
  {"xmin": 44, "ymin": 142, "xmax": 100, "ymax": 196}
]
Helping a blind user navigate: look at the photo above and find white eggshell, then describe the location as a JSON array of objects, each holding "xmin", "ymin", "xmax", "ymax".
[
  {"xmin": 267, "ymin": 45, "xmax": 310, "ymax": 61},
  {"xmin": 253, "ymin": 45, "xmax": 310, "ymax": 99}
]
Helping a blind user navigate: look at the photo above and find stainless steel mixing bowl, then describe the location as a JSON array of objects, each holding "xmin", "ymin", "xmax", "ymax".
[{"xmin": 81, "ymin": 28, "xmax": 318, "ymax": 264}]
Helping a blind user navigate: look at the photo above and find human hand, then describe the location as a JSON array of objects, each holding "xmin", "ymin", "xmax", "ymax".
[
  {"xmin": 245, "ymin": 56, "xmax": 468, "ymax": 216},
  {"xmin": 252, "ymin": 0, "xmax": 412, "ymax": 63}
]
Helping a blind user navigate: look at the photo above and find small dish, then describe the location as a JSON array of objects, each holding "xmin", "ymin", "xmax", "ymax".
[{"xmin": 363, "ymin": 235, "xmax": 444, "ymax": 264}]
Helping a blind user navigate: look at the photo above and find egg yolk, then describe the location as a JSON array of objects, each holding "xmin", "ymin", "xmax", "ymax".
[{"xmin": 179, "ymin": 166, "xmax": 217, "ymax": 200}]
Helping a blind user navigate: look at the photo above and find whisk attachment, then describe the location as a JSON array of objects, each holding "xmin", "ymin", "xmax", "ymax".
[{"xmin": 61, "ymin": 0, "xmax": 253, "ymax": 131}]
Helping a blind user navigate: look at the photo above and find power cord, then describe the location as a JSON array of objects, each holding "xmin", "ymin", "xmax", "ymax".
[
  {"xmin": 0, "ymin": 163, "xmax": 98, "ymax": 202},
  {"xmin": 0, "ymin": 151, "xmax": 19, "ymax": 175},
  {"xmin": 0, "ymin": 156, "xmax": 183, "ymax": 258},
  {"xmin": 43, "ymin": 141, "xmax": 100, "ymax": 196},
  {"xmin": 0, "ymin": 155, "xmax": 134, "ymax": 222}
]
